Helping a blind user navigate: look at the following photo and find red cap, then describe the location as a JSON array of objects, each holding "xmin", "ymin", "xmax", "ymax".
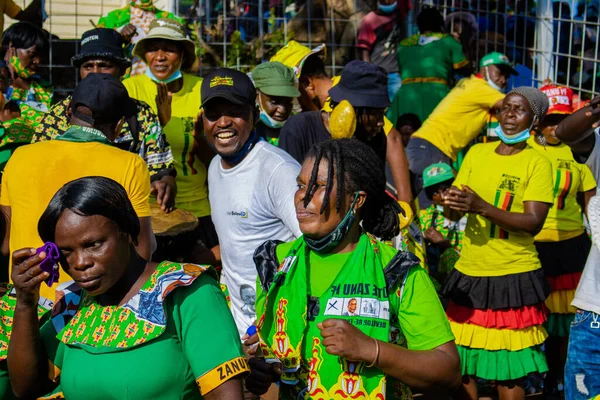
[{"xmin": 541, "ymin": 84, "xmax": 574, "ymax": 115}]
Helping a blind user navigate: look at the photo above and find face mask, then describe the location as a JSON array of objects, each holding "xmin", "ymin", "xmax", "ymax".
[
  {"xmin": 258, "ymin": 93, "xmax": 286, "ymax": 129},
  {"xmin": 312, "ymin": 95, "xmax": 322, "ymax": 110},
  {"xmin": 9, "ymin": 55, "xmax": 34, "ymax": 79},
  {"xmin": 260, "ymin": 109, "xmax": 285, "ymax": 129},
  {"xmin": 494, "ymin": 119, "xmax": 535, "ymax": 145},
  {"xmin": 485, "ymin": 67, "xmax": 505, "ymax": 93},
  {"xmin": 145, "ymin": 68, "xmax": 182, "ymax": 84},
  {"xmin": 378, "ymin": 1, "xmax": 397, "ymax": 13},
  {"xmin": 304, "ymin": 193, "xmax": 360, "ymax": 254},
  {"xmin": 220, "ymin": 129, "xmax": 263, "ymax": 164}
]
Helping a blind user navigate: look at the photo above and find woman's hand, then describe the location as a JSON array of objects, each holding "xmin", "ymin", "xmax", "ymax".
[
  {"xmin": 156, "ymin": 83, "xmax": 173, "ymax": 127},
  {"xmin": 120, "ymin": 24, "xmax": 137, "ymax": 44},
  {"xmin": 245, "ymin": 358, "xmax": 281, "ymax": 395},
  {"xmin": 242, "ymin": 331, "xmax": 259, "ymax": 357},
  {"xmin": 11, "ymin": 248, "xmax": 49, "ymax": 308},
  {"xmin": 442, "ymin": 185, "xmax": 489, "ymax": 215},
  {"xmin": 317, "ymin": 319, "xmax": 378, "ymax": 363}
]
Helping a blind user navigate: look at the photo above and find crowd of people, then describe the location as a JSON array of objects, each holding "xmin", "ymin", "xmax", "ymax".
[{"xmin": 0, "ymin": 1, "xmax": 598, "ymax": 400}]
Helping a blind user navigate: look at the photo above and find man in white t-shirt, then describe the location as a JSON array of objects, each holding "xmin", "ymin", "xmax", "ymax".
[
  {"xmin": 556, "ymin": 98, "xmax": 600, "ymax": 400},
  {"xmin": 200, "ymin": 68, "xmax": 301, "ymax": 337}
]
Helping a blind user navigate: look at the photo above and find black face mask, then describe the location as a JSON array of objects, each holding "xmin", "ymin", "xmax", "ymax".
[
  {"xmin": 312, "ymin": 95, "xmax": 322, "ymax": 110},
  {"xmin": 303, "ymin": 193, "xmax": 360, "ymax": 254}
]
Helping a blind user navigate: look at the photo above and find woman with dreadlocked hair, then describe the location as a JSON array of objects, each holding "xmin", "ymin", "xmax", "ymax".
[
  {"xmin": 442, "ymin": 87, "xmax": 554, "ymax": 399},
  {"xmin": 246, "ymin": 138, "xmax": 461, "ymax": 399}
]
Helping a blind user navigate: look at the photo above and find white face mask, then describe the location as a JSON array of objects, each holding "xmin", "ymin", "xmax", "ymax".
[
  {"xmin": 485, "ymin": 66, "xmax": 505, "ymax": 93},
  {"xmin": 258, "ymin": 93, "xmax": 287, "ymax": 129}
]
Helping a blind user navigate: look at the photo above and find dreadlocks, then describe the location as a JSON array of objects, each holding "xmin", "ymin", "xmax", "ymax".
[{"xmin": 303, "ymin": 139, "xmax": 401, "ymax": 240}]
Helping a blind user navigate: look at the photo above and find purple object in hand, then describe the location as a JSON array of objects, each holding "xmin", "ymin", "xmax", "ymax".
[{"xmin": 35, "ymin": 242, "xmax": 61, "ymax": 286}]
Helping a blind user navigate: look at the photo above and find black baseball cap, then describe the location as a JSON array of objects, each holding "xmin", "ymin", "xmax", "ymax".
[
  {"xmin": 71, "ymin": 28, "xmax": 130, "ymax": 68},
  {"xmin": 71, "ymin": 74, "xmax": 136, "ymax": 125},
  {"xmin": 329, "ymin": 60, "xmax": 390, "ymax": 109},
  {"xmin": 201, "ymin": 68, "xmax": 256, "ymax": 107}
]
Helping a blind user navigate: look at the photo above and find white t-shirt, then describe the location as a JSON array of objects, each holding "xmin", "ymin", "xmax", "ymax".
[
  {"xmin": 573, "ymin": 129, "xmax": 600, "ymax": 314},
  {"xmin": 209, "ymin": 141, "xmax": 302, "ymax": 336}
]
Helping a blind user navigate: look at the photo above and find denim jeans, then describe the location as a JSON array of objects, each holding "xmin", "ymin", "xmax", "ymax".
[{"xmin": 565, "ymin": 310, "xmax": 600, "ymax": 399}]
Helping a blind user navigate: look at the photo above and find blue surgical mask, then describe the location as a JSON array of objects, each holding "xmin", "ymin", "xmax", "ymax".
[
  {"xmin": 258, "ymin": 94, "xmax": 287, "ymax": 129},
  {"xmin": 378, "ymin": 1, "xmax": 397, "ymax": 13},
  {"xmin": 494, "ymin": 120, "xmax": 535, "ymax": 145},
  {"xmin": 145, "ymin": 68, "xmax": 183, "ymax": 84},
  {"xmin": 485, "ymin": 67, "xmax": 505, "ymax": 93},
  {"xmin": 260, "ymin": 109, "xmax": 285, "ymax": 129}
]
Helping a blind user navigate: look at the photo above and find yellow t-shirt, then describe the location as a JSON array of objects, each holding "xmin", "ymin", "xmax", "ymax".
[
  {"xmin": 0, "ymin": 140, "xmax": 151, "ymax": 300},
  {"xmin": 412, "ymin": 76, "xmax": 505, "ymax": 161},
  {"xmin": 0, "ymin": 0, "xmax": 21, "ymax": 39},
  {"xmin": 528, "ymin": 137, "xmax": 597, "ymax": 241},
  {"xmin": 323, "ymin": 75, "xmax": 393, "ymax": 135},
  {"xmin": 123, "ymin": 73, "xmax": 210, "ymax": 217},
  {"xmin": 453, "ymin": 142, "xmax": 554, "ymax": 277}
]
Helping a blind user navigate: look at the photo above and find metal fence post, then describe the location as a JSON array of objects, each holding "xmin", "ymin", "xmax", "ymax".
[{"xmin": 536, "ymin": 0, "xmax": 554, "ymax": 84}]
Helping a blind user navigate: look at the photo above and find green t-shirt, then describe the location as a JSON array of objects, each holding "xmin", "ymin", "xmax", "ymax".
[
  {"xmin": 262, "ymin": 240, "xmax": 454, "ymax": 351},
  {"xmin": 40, "ymin": 263, "xmax": 248, "ymax": 399},
  {"xmin": 256, "ymin": 237, "xmax": 453, "ymax": 381},
  {"xmin": 255, "ymin": 236, "xmax": 454, "ymax": 399},
  {"xmin": 276, "ymin": 241, "xmax": 349, "ymax": 297}
]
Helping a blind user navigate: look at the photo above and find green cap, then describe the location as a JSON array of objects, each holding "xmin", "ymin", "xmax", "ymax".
[
  {"xmin": 251, "ymin": 62, "xmax": 300, "ymax": 98},
  {"xmin": 423, "ymin": 163, "xmax": 455, "ymax": 188},
  {"xmin": 479, "ymin": 52, "xmax": 518, "ymax": 76}
]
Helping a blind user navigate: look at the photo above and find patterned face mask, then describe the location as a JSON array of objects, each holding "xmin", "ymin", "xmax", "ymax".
[
  {"xmin": 131, "ymin": 0, "xmax": 155, "ymax": 10},
  {"xmin": 9, "ymin": 55, "xmax": 34, "ymax": 79}
]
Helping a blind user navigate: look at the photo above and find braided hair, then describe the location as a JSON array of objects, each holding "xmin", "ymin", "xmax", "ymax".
[{"xmin": 303, "ymin": 139, "xmax": 401, "ymax": 240}]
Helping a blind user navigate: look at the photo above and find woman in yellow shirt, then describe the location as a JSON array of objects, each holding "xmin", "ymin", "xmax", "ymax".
[
  {"xmin": 124, "ymin": 18, "xmax": 218, "ymax": 252},
  {"xmin": 528, "ymin": 84, "xmax": 595, "ymax": 394},
  {"xmin": 442, "ymin": 87, "xmax": 554, "ymax": 400}
]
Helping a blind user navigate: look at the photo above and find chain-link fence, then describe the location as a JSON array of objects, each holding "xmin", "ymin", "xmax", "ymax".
[
  {"xmin": 7, "ymin": 0, "xmax": 600, "ymax": 100},
  {"xmin": 11, "ymin": 0, "xmax": 376, "ymax": 99},
  {"xmin": 416, "ymin": 0, "xmax": 600, "ymax": 100},
  {"xmin": 175, "ymin": 0, "xmax": 377, "ymax": 76}
]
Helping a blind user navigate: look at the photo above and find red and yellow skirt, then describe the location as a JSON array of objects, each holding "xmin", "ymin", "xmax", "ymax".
[
  {"xmin": 442, "ymin": 268, "xmax": 550, "ymax": 381},
  {"xmin": 535, "ymin": 233, "xmax": 590, "ymax": 337}
]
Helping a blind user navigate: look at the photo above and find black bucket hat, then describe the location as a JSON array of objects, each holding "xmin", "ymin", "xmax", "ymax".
[
  {"xmin": 71, "ymin": 28, "xmax": 131, "ymax": 68},
  {"xmin": 328, "ymin": 60, "xmax": 390, "ymax": 109}
]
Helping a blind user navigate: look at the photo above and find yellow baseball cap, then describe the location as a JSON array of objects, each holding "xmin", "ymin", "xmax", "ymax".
[{"xmin": 270, "ymin": 40, "xmax": 326, "ymax": 78}]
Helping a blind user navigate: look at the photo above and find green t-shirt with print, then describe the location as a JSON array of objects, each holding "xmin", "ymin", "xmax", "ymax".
[{"xmin": 255, "ymin": 235, "xmax": 454, "ymax": 399}]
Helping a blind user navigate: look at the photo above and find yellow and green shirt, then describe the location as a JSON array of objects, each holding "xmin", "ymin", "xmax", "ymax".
[
  {"xmin": 453, "ymin": 142, "xmax": 554, "ymax": 277},
  {"xmin": 528, "ymin": 137, "xmax": 596, "ymax": 242},
  {"xmin": 32, "ymin": 96, "xmax": 174, "ymax": 177},
  {"xmin": 124, "ymin": 73, "xmax": 210, "ymax": 217}
]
